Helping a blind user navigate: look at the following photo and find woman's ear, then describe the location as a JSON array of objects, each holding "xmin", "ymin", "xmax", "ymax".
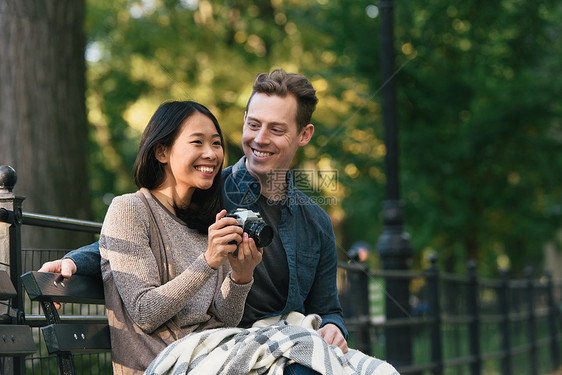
[{"xmin": 154, "ymin": 145, "xmax": 168, "ymax": 164}]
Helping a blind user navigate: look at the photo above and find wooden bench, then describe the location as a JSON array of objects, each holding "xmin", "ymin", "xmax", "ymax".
[
  {"xmin": 20, "ymin": 271, "xmax": 110, "ymax": 375},
  {"xmin": 0, "ymin": 269, "xmax": 36, "ymax": 357}
]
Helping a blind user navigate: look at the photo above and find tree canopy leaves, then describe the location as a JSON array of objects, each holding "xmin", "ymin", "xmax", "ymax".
[{"xmin": 84, "ymin": 0, "xmax": 562, "ymax": 275}]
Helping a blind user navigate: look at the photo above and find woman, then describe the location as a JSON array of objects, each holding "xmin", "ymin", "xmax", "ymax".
[{"xmin": 99, "ymin": 101, "xmax": 262, "ymax": 374}]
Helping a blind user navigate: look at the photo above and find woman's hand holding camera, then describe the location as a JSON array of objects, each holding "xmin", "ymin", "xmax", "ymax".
[
  {"xmin": 228, "ymin": 232, "xmax": 263, "ymax": 284},
  {"xmin": 205, "ymin": 210, "xmax": 243, "ymax": 269},
  {"xmin": 204, "ymin": 210, "xmax": 262, "ymax": 284}
]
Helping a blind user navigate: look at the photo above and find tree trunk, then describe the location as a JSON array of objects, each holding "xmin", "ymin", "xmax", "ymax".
[{"xmin": 0, "ymin": 0, "xmax": 93, "ymax": 249}]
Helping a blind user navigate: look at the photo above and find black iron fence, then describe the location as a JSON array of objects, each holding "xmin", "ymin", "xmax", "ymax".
[
  {"xmin": 339, "ymin": 261, "xmax": 562, "ymax": 375},
  {"xmin": 1, "ymin": 166, "xmax": 561, "ymax": 374}
]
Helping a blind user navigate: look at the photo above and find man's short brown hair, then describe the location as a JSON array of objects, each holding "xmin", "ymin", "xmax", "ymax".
[{"xmin": 246, "ymin": 69, "xmax": 318, "ymax": 133}]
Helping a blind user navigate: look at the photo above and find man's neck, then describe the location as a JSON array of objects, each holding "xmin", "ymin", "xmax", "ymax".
[
  {"xmin": 260, "ymin": 182, "xmax": 287, "ymax": 201},
  {"xmin": 245, "ymin": 164, "xmax": 288, "ymax": 201},
  {"xmin": 259, "ymin": 170, "xmax": 288, "ymax": 200}
]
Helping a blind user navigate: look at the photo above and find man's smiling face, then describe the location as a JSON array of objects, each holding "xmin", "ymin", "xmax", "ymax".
[{"xmin": 242, "ymin": 93, "xmax": 312, "ymax": 181}]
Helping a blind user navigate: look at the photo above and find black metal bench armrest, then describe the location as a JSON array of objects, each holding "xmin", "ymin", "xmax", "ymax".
[{"xmin": 42, "ymin": 323, "xmax": 111, "ymax": 353}]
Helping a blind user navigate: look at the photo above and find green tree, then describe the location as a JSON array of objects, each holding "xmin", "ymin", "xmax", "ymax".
[
  {"xmin": 395, "ymin": 1, "xmax": 562, "ymax": 273},
  {"xmin": 83, "ymin": 0, "xmax": 562, "ymax": 276},
  {"xmin": 288, "ymin": 0, "xmax": 562, "ymax": 274}
]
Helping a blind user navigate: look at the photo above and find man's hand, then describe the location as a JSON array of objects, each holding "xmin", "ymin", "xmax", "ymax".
[
  {"xmin": 39, "ymin": 258, "xmax": 77, "ymax": 278},
  {"xmin": 318, "ymin": 323, "xmax": 348, "ymax": 353},
  {"xmin": 38, "ymin": 258, "xmax": 78, "ymax": 309}
]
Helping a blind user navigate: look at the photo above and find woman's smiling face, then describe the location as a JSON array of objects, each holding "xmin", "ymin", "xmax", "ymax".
[{"xmin": 159, "ymin": 111, "xmax": 224, "ymax": 194}]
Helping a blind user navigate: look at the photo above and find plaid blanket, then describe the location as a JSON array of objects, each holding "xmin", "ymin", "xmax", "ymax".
[{"xmin": 145, "ymin": 312, "xmax": 399, "ymax": 375}]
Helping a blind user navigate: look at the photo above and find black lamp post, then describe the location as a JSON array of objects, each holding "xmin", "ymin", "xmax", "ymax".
[{"xmin": 377, "ymin": 0, "xmax": 414, "ymax": 367}]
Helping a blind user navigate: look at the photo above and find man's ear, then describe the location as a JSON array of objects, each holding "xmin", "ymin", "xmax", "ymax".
[
  {"xmin": 298, "ymin": 124, "xmax": 315, "ymax": 146},
  {"xmin": 154, "ymin": 144, "xmax": 168, "ymax": 164}
]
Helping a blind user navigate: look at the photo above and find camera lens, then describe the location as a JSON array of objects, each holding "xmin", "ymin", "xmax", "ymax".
[{"xmin": 244, "ymin": 221, "xmax": 273, "ymax": 247}]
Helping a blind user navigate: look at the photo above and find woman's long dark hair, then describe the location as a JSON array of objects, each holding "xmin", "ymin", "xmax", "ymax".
[{"xmin": 133, "ymin": 101, "xmax": 224, "ymax": 233}]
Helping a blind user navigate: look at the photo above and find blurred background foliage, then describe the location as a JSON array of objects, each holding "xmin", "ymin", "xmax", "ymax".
[{"xmin": 83, "ymin": 0, "xmax": 562, "ymax": 276}]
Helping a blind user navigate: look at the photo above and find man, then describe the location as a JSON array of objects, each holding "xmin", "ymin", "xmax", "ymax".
[{"xmin": 40, "ymin": 69, "xmax": 348, "ymax": 359}]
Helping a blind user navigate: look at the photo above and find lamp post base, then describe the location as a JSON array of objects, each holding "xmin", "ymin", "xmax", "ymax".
[{"xmin": 377, "ymin": 199, "xmax": 413, "ymax": 367}]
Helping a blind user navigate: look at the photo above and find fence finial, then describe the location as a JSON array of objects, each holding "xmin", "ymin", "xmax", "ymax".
[{"xmin": 0, "ymin": 165, "xmax": 17, "ymax": 192}]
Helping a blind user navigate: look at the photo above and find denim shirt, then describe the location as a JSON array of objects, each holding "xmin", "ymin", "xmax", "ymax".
[
  {"xmin": 68, "ymin": 157, "xmax": 347, "ymax": 338},
  {"xmin": 222, "ymin": 157, "xmax": 347, "ymax": 338}
]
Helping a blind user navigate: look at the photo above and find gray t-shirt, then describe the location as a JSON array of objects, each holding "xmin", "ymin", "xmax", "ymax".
[{"xmin": 239, "ymin": 195, "xmax": 289, "ymax": 327}]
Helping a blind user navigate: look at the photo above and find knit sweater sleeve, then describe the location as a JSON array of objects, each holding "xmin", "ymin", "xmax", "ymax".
[
  {"xmin": 211, "ymin": 265, "xmax": 254, "ymax": 327},
  {"xmin": 100, "ymin": 194, "xmax": 219, "ymax": 333}
]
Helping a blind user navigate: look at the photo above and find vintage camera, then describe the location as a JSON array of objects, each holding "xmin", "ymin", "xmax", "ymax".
[{"xmin": 227, "ymin": 208, "xmax": 274, "ymax": 250}]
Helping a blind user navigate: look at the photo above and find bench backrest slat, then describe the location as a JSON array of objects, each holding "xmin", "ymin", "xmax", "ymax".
[
  {"xmin": 21, "ymin": 271, "xmax": 104, "ymax": 305},
  {"xmin": 42, "ymin": 323, "xmax": 111, "ymax": 353},
  {"xmin": 0, "ymin": 325, "xmax": 37, "ymax": 356}
]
